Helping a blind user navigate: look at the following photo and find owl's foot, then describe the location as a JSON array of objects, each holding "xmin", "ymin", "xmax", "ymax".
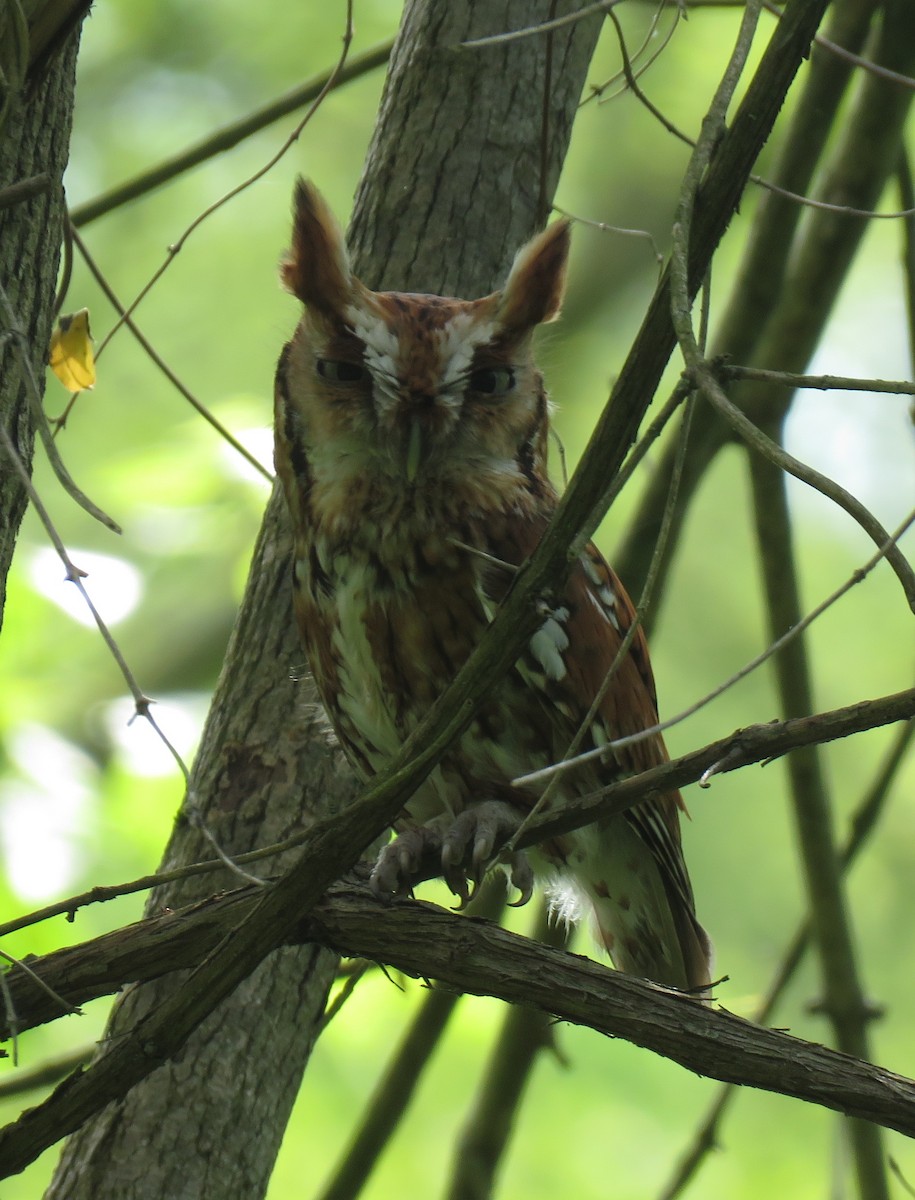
[
  {"xmin": 370, "ymin": 801, "xmax": 533, "ymax": 908},
  {"xmin": 441, "ymin": 802, "xmax": 534, "ymax": 908}
]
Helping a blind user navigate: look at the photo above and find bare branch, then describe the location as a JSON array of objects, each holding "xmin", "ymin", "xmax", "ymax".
[
  {"xmin": 519, "ymin": 689, "xmax": 915, "ymax": 847},
  {"xmin": 700, "ymin": 379, "xmax": 915, "ymax": 608},
  {"xmin": 721, "ymin": 364, "xmax": 915, "ymax": 395},
  {"xmin": 6, "ymin": 879, "xmax": 915, "ymax": 1166},
  {"xmin": 0, "ymin": 280, "xmax": 120, "ymax": 532},
  {"xmin": 68, "ymin": 40, "xmax": 394, "ymax": 227},
  {"xmin": 4, "ymin": 689, "xmax": 911, "ymax": 1013},
  {"xmin": 516, "ymin": 513, "xmax": 914, "ymax": 788},
  {"xmin": 0, "ymin": 1048, "xmax": 93, "ymax": 1100},
  {"xmin": 659, "ymin": 717, "xmax": 915, "ymax": 1199},
  {"xmin": 460, "ymin": 2, "xmax": 619, "ymax": 48},
  {"xmin": 0, "ymin": 172, "xmax": 50, "ymax": 211},
  {"xmin": 69, "ymin": 225, "xmax": 272, "ymax": 481}
]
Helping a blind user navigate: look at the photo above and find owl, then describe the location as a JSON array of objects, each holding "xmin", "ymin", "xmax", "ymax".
[{"xmin": 274, "ymin": 179, "xmax": 712, "ymax": 993}]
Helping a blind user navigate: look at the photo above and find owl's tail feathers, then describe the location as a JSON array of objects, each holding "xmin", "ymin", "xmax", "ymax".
[
  {"xmin": 571, "ymin": 832, "xmax": 714, "ymax": 996},
  {"xmin": 669, "ymin": 903, "xmax": 715, "ymax": 998},
  {"xmin": 546, "ymin": 820, "xmax": 714, "ymax": 995},
  {"xmin": 593, "ymin": 894, "xmax": 714, "ymax": 998}
]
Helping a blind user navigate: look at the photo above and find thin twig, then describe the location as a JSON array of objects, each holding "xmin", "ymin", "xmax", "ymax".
[
  {"xmin": 761, "ymin": 0, "xmax": 915, "ymax": 92},
  {"xmin": 898, "ymin": 150, "xmax": 915, "ymax": 377},
  {"xmin": 604, "ymin": 6, "xmax": 693, "ymax": 146},
  {"xmin": 0, "ymin": 1047, "xmax": 94, "ymax": 1100},
  {"xmin": 890, "ymin": 1158, "xmax": 915, "ymax": 1199},
  {"xmin": 582, "ymin": 0, "xmax": 680, "ymax": 106},
  {"xmin": 0, "ymin": 849, "xmax": 280, "ymax": 941},
  {"xmin": 515, "ymin": 508, "xmax": 913, "ymax": 785},
  {"xmin": 584, "ymin": 377, "xmax": 694, "ymax": 528},
  {"xmin": 0, "ymin": 942, "xmax": 83, "ymax": 1069},
  {"xmin": 317, "ymin": 960, "xmax": 371, "ymax": 1035},
  {"xmin": 68, "ymin": 225, "xmax": 272, "ymax": 482},
  {"xmin": 721, "ymin": 364, "xmax": 915, "ymax": 394},
  {"xmin": 658, "ymin": 717, "xmax": 915, "ymax": 1200},
  {"xmin": 604, "ymin": 4, "xmax": 915, "ymax": 223},
  {"xmin": 0, "ymin": 947, "xmax": 80, "ymax": 1020},
  {"xmin": 0, "ymin": 173, "xmax": 50, "ymax": 211},
  {"xmin": 461, "ymin": 2, "xmax": 619, "ymax": 49},
  {"xmin": 69, "ymin": 40, "xmax": 394, "ymax": 228},
  {"xmin": 0, "ymin": 425, "xmax": 148, "ymax": 713},
  {"xmin": 701, "ymin": 377, "xmax": 915, "ymax": 609},
  {"xmin": 0, "ymin": 426, "xmax": 261, "ymax": 892},
  {"xmin": 552, "ymin": 204, "xmax": 663, "ymax": 272},
  {"xmin": 0, "ymin": 280, "xmax": 120, "ymax": 533},
  {"xmin": 85, "ymin": 11, "xmax": 356, "ymax": 373}
]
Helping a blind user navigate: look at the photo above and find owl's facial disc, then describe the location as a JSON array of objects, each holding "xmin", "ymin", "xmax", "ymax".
[{"xmin": 338, "ymin": 294, "xmax": 509, "ymax": 481}]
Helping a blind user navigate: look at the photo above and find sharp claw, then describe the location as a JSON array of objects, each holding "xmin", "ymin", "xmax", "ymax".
[
  {"xmin": 507, "ymin": 853, "xmax": 534, "ymax": 907},
  {"xmin": 446, "ymin": 868, "xmax": 470, "ymax": 906}
]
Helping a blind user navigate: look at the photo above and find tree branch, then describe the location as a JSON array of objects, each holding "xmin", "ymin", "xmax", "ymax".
[
  {"xmin": 5, "ymin": 877, "xmax": 915, "ymax": 1173},
  {"xmin": 658, "ymin": 716, "xmax": 915, "ymax": 1199},
  {"xmin": 1, "ymin": 686, "xmax": 908, "ymax": 959},
  {"xmin": 4, "ymin": 689, "xmax": 912, "ymax": 1046},
  {"xmin": 68, "ymin": 39, "xmax": 393, "ymax": 227}
]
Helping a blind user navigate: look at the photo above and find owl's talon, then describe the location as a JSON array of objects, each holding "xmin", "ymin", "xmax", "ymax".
[
  {"xmin": 507, "ymin": 852, "xmax": 534, "ymax": 907},
  {"xmin": 439, "ymin": 801, "xmax": 523, "ymax": 901},
  {"xmin": 443, "ymin": 859, "xmax": 472, "ymax": 906},
  {"xmin": 372, "ymin": 803, "xmax": 525, "ymax": 904},
  {"xmin": 370, "ymin": 825, "xmax": 442, "ymax": 900}
]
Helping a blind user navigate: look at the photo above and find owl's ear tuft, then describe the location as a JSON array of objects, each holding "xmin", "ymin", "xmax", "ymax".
[
  {"xmin": 282, "ymin": 179, "xmax": 355, "ymax": 320},
  {"xmin": 496, "ymin": 218, "xmax": 570, "ymax": 336}
]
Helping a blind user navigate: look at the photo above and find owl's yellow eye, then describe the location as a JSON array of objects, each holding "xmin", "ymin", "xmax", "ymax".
[
  {"xmin": 316, "ymin": 358, "xmax": 366, "ymax": 383},
  {"xmin": 469, "ymin": 367, "xmax": 515, "ymax": 396}
]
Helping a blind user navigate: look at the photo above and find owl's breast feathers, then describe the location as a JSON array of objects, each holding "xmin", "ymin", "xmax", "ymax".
[{"xmin": 286, "ymin": 473, "xmax": 675, "ymax": 830}]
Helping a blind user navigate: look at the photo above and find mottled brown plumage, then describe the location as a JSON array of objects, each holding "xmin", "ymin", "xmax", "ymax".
[{"xmin": 274, "ymin": 180, "xmax": 711, "ymax": 992}]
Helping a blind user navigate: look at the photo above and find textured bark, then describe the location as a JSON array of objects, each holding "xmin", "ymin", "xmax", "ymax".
[
  {"xmin": 45, "ymin": 4, "xmax": 603, "ymax": 1197},
  {"xmin": 6, "ymin": 689, "xmax": 914, "ymax": 1047},
  {"xmin": 0, "ymin": 33, "xmax": 78, "ymax": 631},
  {"xmin": 12, "ymin": 880, "xmax": 915, "ymax": 1139}
]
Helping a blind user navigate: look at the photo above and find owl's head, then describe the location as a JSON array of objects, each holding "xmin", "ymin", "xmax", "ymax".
[{"xmin": 275, "ymin": 179, "xmax": 570, "ymax": 524}]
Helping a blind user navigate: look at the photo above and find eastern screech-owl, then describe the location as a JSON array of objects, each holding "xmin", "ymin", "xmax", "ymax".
[{"xmin": 274, "ymin": 180, "xmax": 711, "ymax": 993}]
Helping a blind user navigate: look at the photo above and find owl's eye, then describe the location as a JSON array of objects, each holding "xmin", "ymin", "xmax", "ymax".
[
  {"xmin": 316, "ymin": 358, "xmax": 366, "ymax": 384},
  {"xmin": 469, "ymin": 367, "xmax": 515, "ymax": 396}
]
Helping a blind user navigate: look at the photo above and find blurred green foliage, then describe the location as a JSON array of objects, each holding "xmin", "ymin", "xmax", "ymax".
[{"xmin": 1, "ymin": 3, "xmax": 913, "ymax": 1198}]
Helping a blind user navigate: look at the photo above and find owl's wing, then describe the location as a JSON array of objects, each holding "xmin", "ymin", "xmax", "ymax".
[
  {"xmin": 563, "ymin": 542, "xmax": 713, "ymax": 989},
  {"xmin": 483, "ymin": 519, "xmax": 711, "ymax": 990}
]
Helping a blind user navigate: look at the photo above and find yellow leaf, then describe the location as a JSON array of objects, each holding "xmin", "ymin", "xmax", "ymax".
[{"xmin": 49, "ymin": 308, "xmax": 96, "ymax": 392}]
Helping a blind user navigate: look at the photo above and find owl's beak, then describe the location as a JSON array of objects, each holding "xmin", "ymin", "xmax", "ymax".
[{"xmin": 405, "ymin": 418, "xmax": 423, "ymax": 482}]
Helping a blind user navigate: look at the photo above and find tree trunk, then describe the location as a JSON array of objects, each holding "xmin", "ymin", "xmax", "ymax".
[
  {"xmin": 46, "ymin": 3, "xmax": 602, "ymax": 1197},
  {"xmin": 0, "ymin": 32, "xmax": 79, "ymax": 631}
]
